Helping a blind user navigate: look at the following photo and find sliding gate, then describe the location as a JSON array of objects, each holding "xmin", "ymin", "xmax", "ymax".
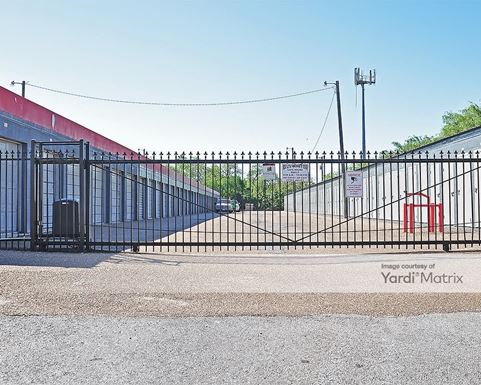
[{"xmin": 10, "ymin": 143, "xmax": 481, "ymax": 252}]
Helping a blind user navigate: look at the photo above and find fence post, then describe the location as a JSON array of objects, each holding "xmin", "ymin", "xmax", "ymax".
[
  {"xmin": 78, "ymin": 140, "xmax": 85, "ymax": 251},
  {"xmin": 84, "ymin": 142, "xmax": 90, "ymax": 251},
  {"xmin": 29, "ymin": 140, "xmax": 37, "ymax": 250},
  {"xmin": 21, "ymin": 145, "xmax": 28, "ymax": 234}
]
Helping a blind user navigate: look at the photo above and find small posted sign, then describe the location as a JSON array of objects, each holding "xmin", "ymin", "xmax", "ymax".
[
  {"xmin": 262, "ymin": 163, "xmax": 277, "ymax": 181},
  {"xmin": 281, "ymin": 163, "xmax": 310, "ymax": 182},
  {"xmin": 345, "ymin": 171, "xmax": 363, "ymax": 198}
]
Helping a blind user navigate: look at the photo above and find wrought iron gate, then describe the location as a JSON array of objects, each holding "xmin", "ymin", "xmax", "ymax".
[
  {"xmin": 3, "ymin": 142, "xmax": 481, "ymax": 252},
  {"xmin": 30, "ymin": 140, "xmax": 88, "ymax": 251}
]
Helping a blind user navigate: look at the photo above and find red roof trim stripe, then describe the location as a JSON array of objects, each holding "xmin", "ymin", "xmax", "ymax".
[{"xmin": 0, "ymin": 86, "xmax": 209, "ymax": 191}]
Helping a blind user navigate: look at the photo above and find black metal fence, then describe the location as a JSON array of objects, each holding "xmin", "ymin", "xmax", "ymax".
[
  {"xmin": 1, "ymin": 141, "xmax": 481, "ymax": 252},
  {"xmin": 0, "ymin": 149, "xmax": 28, "ymax": 250}
]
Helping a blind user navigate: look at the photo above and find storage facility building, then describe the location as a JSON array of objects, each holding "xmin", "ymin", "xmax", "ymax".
[
  {"xmin": 285, "ymin": 126, "xmax": 481, "ymax": 227},
  {"xmin": 0, "ymin": 85, "xmax": 219, "ymax": 237}
]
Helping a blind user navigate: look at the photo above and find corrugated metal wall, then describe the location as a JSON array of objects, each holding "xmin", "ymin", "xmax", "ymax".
[{"xmin": 285, "ymin": 160, "xmax": 481, "ymax": 227}]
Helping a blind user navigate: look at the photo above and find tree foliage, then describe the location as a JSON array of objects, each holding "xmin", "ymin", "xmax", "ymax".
[
  {"xmin": 171, "ymin": 161, "xmax": 307, "ymax": 210},
  {"xmin": 391, "ymin": 135, "xmax": 435, "ymax": 153},
  {"xmin": 387, "ymin": 102, "xmax": 481, "ymax": 154},
  {"xmin": 441, "ymin": 103, "xmax": 481, "ymax": 137}
]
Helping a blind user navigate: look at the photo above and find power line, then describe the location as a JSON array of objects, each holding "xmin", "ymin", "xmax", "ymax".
[
  {"xmin": 311, "ymin": 89, "xmax": 336, "ymax": 152},
  {"xmin": 19, "ymin": 82, "xmax": 334, "ymax": 107}
]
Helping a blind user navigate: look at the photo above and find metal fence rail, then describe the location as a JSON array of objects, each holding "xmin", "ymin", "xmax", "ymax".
[{"xmin": 1, "ymin": 142, "xmax": 481, "ymax": 252}]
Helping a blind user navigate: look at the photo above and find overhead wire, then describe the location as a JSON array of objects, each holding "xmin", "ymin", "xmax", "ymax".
[
  {"xmin": 23, "ymin": 82, "xmax": 334, "ymax": 107},
  {"xmin": 311, "ymin": 89, "xmax": 336, "ymax": 153}
]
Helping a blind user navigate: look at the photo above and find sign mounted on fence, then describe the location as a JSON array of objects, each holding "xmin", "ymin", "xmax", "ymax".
[
  {"xmin": 345, "ymin": 171, "xmax": 363, "ymax": 197},
  {"xmin": 281, "ymin": 163, "xmax": 310, "ymax": 182},
  {"xmin": 262, "ymin": 163, "xmax": 277, "ymax": 181}
]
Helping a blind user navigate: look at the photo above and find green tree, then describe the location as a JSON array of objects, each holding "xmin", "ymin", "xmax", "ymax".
[
  {"xmin": 387, "ymin": 102, "xmax": 481, "ymax": 154},
  {"xmin": 391, "ymin": 135, "xmax": 435, "ymax": 153},
  {"xmin": 204, "ymin": 164, "xmax": 245, "ymax": 199},
  {"xmin": 441, "ymin": 103, "xmax": 481, "ymax": 137}
]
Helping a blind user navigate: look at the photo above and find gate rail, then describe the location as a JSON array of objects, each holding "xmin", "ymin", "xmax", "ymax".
[{"xmin": 1, "ymin": 143, "xmax": 480, "ymax": 252}]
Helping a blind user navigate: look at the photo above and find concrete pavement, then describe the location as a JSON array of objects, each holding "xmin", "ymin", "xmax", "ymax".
[
  {"xmin": 1, "ymin": 313, "xmax": 481, "ymax": 385},
  {"xmin": 1, "ymin": 250, "xmax": 481, "ymax": 317},
  {"xmin": 1, "ymin": 249, "xmax": 481, "ymax": 384}
]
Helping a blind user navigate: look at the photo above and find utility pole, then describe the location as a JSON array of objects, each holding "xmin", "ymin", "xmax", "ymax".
[
  {"xmin": 10, "ymin": 80, "xmax": 27, "ymax": 98},
  {"xmin": 324, "ymin": 80, "xmax": 347, "ymax": 218},
  {"xmin": 324, "ymin": 81, "xmax": 345, "ymax": 165},
  {"xmin": 354, "ymin": 68, "xmax": 376, "ymax": 158},
  {"xmin": 334, "ymin": 81, "xmax": 345, "ymax": 163}
]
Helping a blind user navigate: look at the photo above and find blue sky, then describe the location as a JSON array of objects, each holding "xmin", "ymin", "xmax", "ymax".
[{"xmin": 0, "ymin": 0, "xmax": 480, "ymax": 154}]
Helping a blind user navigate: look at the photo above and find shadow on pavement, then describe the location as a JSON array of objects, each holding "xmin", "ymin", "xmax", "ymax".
[
  {"xmin": 101, "ymin": 248, "xmax": 481, "ymax": 267},
  {"xmin": 0, "ymin": 250, "xmax": 115, "ymax": 268},
  {"xmin": 0, "ymin": 214, "xmax": 216, "ymax": 268}
]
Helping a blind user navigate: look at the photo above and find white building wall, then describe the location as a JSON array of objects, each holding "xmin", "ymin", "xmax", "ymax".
[{"xmin": 285, "ymin": 158, "xmax": 481, "ymax": 228}]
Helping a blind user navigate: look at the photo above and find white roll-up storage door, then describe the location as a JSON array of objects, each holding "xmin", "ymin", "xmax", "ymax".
[{"xmin": 0, "ymin": 139, "xmax": 20, "ymax": 235}]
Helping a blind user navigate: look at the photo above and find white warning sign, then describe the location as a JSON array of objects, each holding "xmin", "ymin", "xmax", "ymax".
[
  {"xmin": 262, "ymin": 163, "xmax": 277, "ymax": 181},
  {"xmin": 281, "ymin": 163, "xmax": 310, "ymax": 182},
  {"xmin": 345, "ymin": 171, "xmax": 363, "ymax": 198}
]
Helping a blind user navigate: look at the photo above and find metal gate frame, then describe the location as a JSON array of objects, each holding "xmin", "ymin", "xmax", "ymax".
[
  {"xmin": 19, "ymin": 142, "xmax": 481, "ymax": 252},
  {"xmin": 86, "ymin": 150, "xmax": 481, "ymax": 252},
  {"xmin": 29, "ymin": 140, "xmax": 89, "ymax": 251}
]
